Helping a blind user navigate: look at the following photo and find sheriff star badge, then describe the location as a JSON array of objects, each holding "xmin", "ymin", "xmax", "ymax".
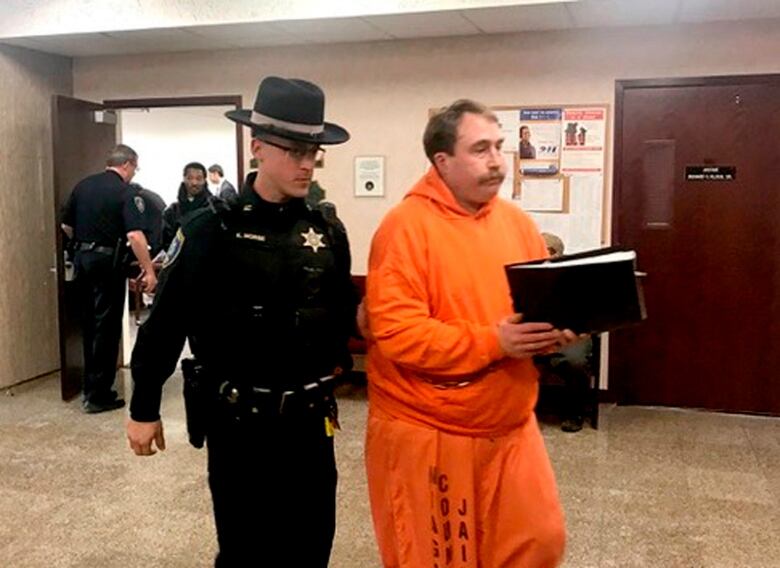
[{"xmin": 301, "ymin": 227, "xmax": 326, "ymax": 253}]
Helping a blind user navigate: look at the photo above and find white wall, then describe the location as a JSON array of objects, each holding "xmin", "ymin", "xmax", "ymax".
[
  {"xmin": 73, "ymin": 18, "xmax": 780, "ymax": 275},
  {"xmin": 120, "ymin": 105, "xmax": 238, "ymax": 207}
]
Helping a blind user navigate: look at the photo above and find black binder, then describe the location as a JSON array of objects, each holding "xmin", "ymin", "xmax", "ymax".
[{"xmin": 504, "ymin": 247, "xmax": 647, "ymax": 334}]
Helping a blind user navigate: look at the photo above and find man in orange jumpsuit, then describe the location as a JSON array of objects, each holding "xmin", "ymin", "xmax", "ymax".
[{"xmin": 364, "ymin": 99, "xmax": 577, "ymax": 568}]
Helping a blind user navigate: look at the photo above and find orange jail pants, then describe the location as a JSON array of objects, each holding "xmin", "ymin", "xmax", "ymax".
[{"xmin": 365, "ymin": 410, "xmax": 565, "ymax": 568}]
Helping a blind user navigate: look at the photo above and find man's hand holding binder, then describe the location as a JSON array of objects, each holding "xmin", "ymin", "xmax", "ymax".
[{"xmin": 497, "ymin": 313, "xmax": 581, "ymax": 359}]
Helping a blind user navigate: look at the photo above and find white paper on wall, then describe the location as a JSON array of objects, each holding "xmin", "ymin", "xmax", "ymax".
[
  {"xmin": 498, "ymin": 152, "xmax": 515, "ymax": 200},
  {"xmin": 519, "ymin": 178, "xmax": 564, "ymax": 212},
  {"xmin": 527, "ymin": 175, "xmax": 603, "ymax": 253},
  {"xmin": 495, "ymin": 110, "xmax": 520, "ymax": 150}
]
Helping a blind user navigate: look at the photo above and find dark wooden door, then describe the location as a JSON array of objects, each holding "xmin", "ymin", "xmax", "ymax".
[
  {"xmin": 52, "ymin": 95, "xmax": 117, "ymax": 400},
  {"xmin": 611, "ymin": 76, "xmax": 780, "ymax": 414}
]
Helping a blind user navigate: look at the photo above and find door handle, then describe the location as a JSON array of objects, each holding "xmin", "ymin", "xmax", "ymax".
[{"xmin": 635, "ymin": 271, "xmax": 647, "ymax": 278}]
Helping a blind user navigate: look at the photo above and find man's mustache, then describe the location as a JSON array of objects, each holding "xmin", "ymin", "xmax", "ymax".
[{"xmin": 479, "ymin": 172, "xmax": 505, "ymax": 185}]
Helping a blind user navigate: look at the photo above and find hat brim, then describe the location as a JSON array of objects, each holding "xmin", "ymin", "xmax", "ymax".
[{"xmin": 225, "ymin": 109, "xmax": 350, "ymax": 145}]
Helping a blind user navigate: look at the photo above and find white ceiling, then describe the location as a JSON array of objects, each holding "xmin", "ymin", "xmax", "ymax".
[{"xmin": 2, "ymin": 0, "xmax": 780, "ymax": 58}]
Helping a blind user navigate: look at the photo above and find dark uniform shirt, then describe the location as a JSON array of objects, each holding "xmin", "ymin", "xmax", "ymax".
[
  {"xmin": 130, "ymin": 173, "xmax": 357, "ymax": 422},
  {"xmin": 62, "ymin": 170, "xmax": 145, "ymax": 245},
  {"xmin": 136, "ymin": 188, "xmax": 166, "ymax": 256}
]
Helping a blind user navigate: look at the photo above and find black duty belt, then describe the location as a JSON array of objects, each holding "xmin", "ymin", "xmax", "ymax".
[
  {"xmin": 218, "ymin": 374, "xmax": 337, "ymax": 417},
  {"xmin": 76, "ymin": 242, "xmax": 116, "ymax": 255}
]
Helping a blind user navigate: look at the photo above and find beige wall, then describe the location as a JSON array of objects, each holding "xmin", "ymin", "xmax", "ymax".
[
  {"xmin": 73, "ymin": 18, "xmax": 780, "ymax": 273},
  {"xmin": 0, "ymin": 45, "xmax": 72, "ymax": 387}
]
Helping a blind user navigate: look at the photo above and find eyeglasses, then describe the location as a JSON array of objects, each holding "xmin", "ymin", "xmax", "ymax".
[{"xmin": 262, "ymin": 139, "xmax": 325, "ymax": 163}]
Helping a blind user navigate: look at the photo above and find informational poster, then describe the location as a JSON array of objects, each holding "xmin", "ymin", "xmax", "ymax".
[
  {"xmin": 560, "ymin": 107, "xmax": 606, "ymax": 175},
  {"xmin": 519, "ymin": 108, "xmax": 562, "ymax": 165},
  {"xmin": 354, "ymin": 156, "xmax": 385, "ymax": 197},
  {"xmin": 491, "ymin": 104, "xmax": 608, "ymax": 253}
]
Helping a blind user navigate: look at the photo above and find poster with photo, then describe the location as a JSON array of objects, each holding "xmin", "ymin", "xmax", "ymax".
[
  {"xmin": 491, "ymin": 104, "xmax": 608, "ymax": 254},
  {"xmin": 519, "ymin": 109, "xmax": 561, "ymax": 160},
  {"xmin": 517, "ymin": 108, "xmax": 562, "ymax": 178}
]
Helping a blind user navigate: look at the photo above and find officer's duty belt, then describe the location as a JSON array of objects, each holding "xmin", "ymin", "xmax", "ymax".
[
  {"xmin": 76, "ymin": 242, "xmax": 116, "ymax": 255},
  {"xmin": 218, "ymin": 374, "xmax": 336, "ymax": 416}
]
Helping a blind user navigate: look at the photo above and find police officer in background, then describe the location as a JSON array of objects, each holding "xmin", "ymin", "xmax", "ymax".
[
  {"xmin": 61, "ymin": 144, "xmax": 157, "ymax": 413},
  {"xmin": 126, "ymin": 77, "xmax": 356, "ymax": 568}
]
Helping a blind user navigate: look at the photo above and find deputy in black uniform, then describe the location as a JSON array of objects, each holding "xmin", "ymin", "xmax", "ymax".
[
  {"xmin": 127, "ymin": 77, "xmax": 356, "ymax": 568},
  {"xmin": 61, "ymin": 144, "xmax": 157, "ymax": 413}
]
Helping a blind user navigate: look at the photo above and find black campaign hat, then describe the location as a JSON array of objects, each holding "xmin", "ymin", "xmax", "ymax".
[{"xmin": 225, "ymin": 76, "xmax": 349, "ymax": 145}]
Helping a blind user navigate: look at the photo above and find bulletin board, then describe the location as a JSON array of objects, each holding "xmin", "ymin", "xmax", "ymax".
[{"xmin": 493, "ymin": 105, "xmax": 609, "ymax": 254}]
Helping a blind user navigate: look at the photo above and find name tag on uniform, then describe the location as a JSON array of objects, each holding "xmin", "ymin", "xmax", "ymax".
[{"xmin": 236, "ymin": 232, "xmax": 266, "ymax": 242}]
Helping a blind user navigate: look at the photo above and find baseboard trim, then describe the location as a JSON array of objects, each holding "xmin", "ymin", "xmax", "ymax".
[{"xmin": 0, "ymin": 368, "xmax": 59, "ymax": 393}]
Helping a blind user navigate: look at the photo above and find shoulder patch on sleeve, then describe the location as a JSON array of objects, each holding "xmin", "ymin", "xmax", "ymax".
[
  {"xmin": 163, "ymin": 228, "xmax": 185, "ymax": 268},
  {"xmin": 133, "ymin": 195, "xmax": 145, "ymax": 214}
]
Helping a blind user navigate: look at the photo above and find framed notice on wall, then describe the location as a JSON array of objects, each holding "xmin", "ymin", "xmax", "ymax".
[{"xmin": 354, "ymin": 156, "xmax": 385, "ymax": 197}]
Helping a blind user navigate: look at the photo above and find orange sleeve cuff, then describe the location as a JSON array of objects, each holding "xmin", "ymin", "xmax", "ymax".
[{"xmin": 482, "ymin": 324, "xmax": 506, "ymax": 365}]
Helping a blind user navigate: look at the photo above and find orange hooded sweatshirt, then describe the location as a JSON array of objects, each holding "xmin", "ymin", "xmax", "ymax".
[{"xmin": 366, "ymin": 167, "xmax": 548, "ymax": 436}]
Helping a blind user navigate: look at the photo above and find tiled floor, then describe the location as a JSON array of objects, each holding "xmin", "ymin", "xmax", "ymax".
[{"xmin": 1, "ymin": 371, "xmax": 779, "ymax": 567}]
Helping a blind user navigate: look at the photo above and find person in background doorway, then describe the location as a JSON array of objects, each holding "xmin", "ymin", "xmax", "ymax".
[
  {"xmin": 60, "ymin": 144, "xmax": 157, "ymax": 413},
  {"xmin": 208, "ymin": 163, "xmax": 238, "ymax": 202},
  {"xmin": 162, "ymin": 162, "xmax": 214, "ymax": 250}
]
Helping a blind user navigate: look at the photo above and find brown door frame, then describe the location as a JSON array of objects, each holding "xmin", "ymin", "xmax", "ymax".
[
  {"xmin": 103, "ymin": 95, "xmax": 245, "ymax": 184},
  {"xmin": 611, "ymin": 72, "xmax": 780, "ymax": 406},
  {"xmin": 52, "ymin": 95, "xmax": 118, "ymax": 400}
]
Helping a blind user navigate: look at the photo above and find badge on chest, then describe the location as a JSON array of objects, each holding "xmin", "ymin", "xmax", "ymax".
[{"xmin": 301, "ymin": 227, "xmax": 327, "ymax": 253}]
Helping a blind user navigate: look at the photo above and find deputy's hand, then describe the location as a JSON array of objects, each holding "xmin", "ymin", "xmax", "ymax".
[
  {"xmin": 140, "ymin": 270, "xmax": 157, "ymax": 294},
  {"xmin": 127, "ymin": 418, "xmax": 166, "ymax": 456},
  {"xmin": 497, "ymin": 314, "xmax": 563, "ymax": 359}
]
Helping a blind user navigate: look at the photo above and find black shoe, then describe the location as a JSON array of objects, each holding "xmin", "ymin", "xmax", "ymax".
[
  {"xmin": 83, "ymin": 398, "xmax": 126, "ymax": 414},
  {"xmin": 561, "ymin": 417, "xmax": 583, "ymax": 433}
]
